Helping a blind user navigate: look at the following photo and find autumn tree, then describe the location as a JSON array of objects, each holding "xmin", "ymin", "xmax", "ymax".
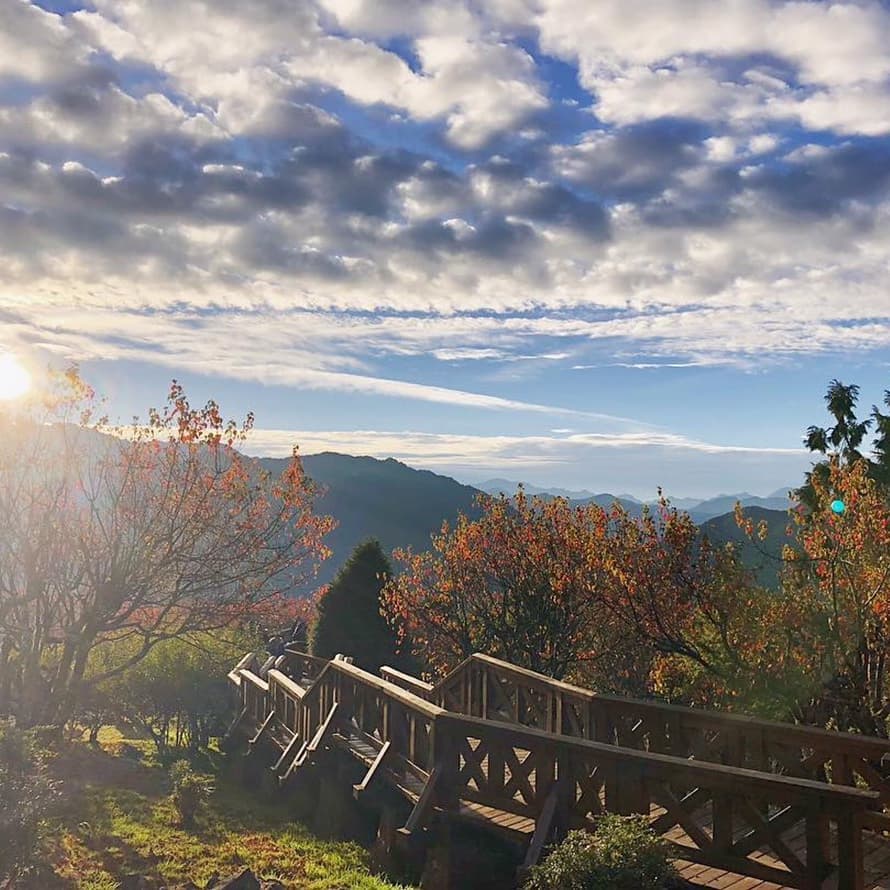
[
  {"xmin": 310, "ymin": 539, "xmax": 404, "ymax": 673},
  {"xmin": 777, "ymin": 458, "xmax": 890, "ymax": 735},
  {"xmin": 711, "ymin": 378, "xmax": 890, "ymax": 731},
  {"xmin": 383, "ymin": 489, "xmax": 626, "ymax": 681},
  {"xmin": 383, "ymin": 484, "xmax": 771, "ymax": 703},
  {"xmin": 0, "ymin": 367, "xmax": 334, "ymax": 726}
]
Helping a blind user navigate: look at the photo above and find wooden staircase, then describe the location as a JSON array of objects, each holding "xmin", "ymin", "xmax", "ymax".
[{"xmin": 228, "ymin": 648, "xmax": 890, "ymax": 889}]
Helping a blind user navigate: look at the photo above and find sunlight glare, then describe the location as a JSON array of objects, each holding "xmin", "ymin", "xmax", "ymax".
[{"xmin": 0, "ymin": 353, "xmax": 31, "ymax": 401}]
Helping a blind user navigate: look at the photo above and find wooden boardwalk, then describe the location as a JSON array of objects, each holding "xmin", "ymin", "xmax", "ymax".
[{"xmin": 227, "ymin": 650, "xmax": 890, "ymax": 889}]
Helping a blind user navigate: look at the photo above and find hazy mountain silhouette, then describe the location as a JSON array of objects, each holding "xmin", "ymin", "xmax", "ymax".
[
  {"xmin": 688, "ymin": 493, "xmax": 792, "ymax": 524},
  {"xmin": 476, "ymin": 477, "xmax": 792, "ymax": 524},
  {"xmin": 477, "ymin": 478, "xmax": 641, "ymax": 502},
  {"xmin": 700, "ymin": 506, "xmax": 794, "ymax": 589},
  {"xmin": 260, "ymin": 453, "xmax": 487, "ymax": 589}
]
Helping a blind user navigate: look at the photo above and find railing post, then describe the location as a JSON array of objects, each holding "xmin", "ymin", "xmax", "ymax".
[
  {"xmin": 434, "ymin": 717, "xmax": 460, "ymax": 813},
  {"xmin": 481, "ymin": 667, "xmax": 489, "ymax": 720},
  {"xmin": 593, "ymin": 702, "xmax": 614, "ymax": 746},
  {"xmin": 338, "ymin": 674, "xmax": 355, "ymax": 728},
  {"xmin": 712, "ymin": 792, "xmax": 733, "ymax": 855},
  {"xmin": 836, "ymin": 809, "xmax": 864, "ymax": 890},
  {"xmin": 805, "ymin": 806, "xmax": 830, "ymax": 887}
]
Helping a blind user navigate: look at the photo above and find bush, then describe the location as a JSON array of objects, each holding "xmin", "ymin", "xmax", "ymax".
[
  {"xmin": 169, "ymin": 759, "xmax": 214, "ymax": 827},
  {"xmin": 526, "ymin": 816, "xmax": 677, "ymax": 890},
  {"xmin": 0, "ymin": 723, "xmax": 62, "ymax": 880},
  {"xmin": 85, "ymin": 630, "xmax": 254, "ymax": 754}
]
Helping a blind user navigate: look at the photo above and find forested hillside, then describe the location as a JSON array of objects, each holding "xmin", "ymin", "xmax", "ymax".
[{"xmin": 261, "ymin": 453, "xmax": 487, "ymax": 588}]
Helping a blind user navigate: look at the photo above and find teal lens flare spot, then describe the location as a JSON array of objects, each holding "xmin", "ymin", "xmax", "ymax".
[{"xmin": 830, "ymin": 499, "xmax": 846, "ymax": 515}]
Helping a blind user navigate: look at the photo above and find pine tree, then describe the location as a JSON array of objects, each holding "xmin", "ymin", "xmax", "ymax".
[{"xmin": 309, "ymin": 539, "xmax": 404, "ymax": 673}]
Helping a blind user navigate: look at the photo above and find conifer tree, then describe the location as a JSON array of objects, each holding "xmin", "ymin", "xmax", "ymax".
[{"xmin": 309, "ymin": 539, "xmax": 403, "ymax": 673}]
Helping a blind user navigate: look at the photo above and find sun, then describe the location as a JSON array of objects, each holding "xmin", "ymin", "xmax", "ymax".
[{"xmin": 0, "ymin": 353, "xmax": 31, "ymax": 401}]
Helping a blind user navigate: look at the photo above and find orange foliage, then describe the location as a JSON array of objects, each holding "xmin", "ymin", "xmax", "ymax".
[{"xmin": 0, "ymin": 366, "xmax": 333, "ymax": 725}]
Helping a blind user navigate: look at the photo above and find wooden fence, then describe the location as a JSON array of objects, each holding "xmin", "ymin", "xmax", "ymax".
[{"xmin": 228, "ymin": 650, "xmax": 881, "ymax": 889}]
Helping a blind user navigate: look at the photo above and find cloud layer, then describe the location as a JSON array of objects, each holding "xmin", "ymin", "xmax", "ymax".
[
  {"xmin": 244, "ymin": 426, "xmax": 811, "ymax": 499},
  {"xmin": 2, "ymin": 0, "xmax": 889, "ymax": 485}
]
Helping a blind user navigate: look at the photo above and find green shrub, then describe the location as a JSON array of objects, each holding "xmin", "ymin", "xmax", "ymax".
[
  {"xmin": 526, "ymin": 816, "xmax": 677, "ymax": 890},
  {"xmin": 0, "ymin": 723, "xmax": 62, "ymax": 880},
  {"xmin": 169, "ymin": 759, "xmax": 213, "ymax": 827},
  {"xmin": 85, "ymin": 631, "xmax": 251, "ymax": 754}
]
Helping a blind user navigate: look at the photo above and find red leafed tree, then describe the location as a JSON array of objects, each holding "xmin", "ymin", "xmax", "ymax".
[
  {"xmin": 778, "ymin": 458, "xmax": 890, "ymax": 735},
  {"xmin": 600, "ymin": 497, "xmax": 761, "ymax": 678},
  {"xmin": 382, "ymin": 489, "xmax": 627, "ymax": 681},
  {"xmin": 383, "ymin": 487, "xmax": 762, "ymax": 698},
  {"xmin": 0, "ymin": 367, "xmax": 334, "ymax": 725}
]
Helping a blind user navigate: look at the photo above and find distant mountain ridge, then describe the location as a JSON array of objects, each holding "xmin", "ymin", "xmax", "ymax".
[
  {"xmin": 477, "ymin": 478, "xmax": 641, "ymax": 503},
  {"xmin": 476, "ymin": 476, "xmax": 792, "ymax": 524},
  {"xmin": 279, "ymin": 455, "xmax": 794, "ymax": 590},
  {"xmin": 687, "ymin": 492, "xmax": 791, "ymax": 523},
  {"xmin": 261, "ymin": 452, "xmax": 487, "ymax": 590}
]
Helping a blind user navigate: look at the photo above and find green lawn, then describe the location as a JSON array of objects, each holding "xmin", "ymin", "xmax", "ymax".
[{"xmin": 39, "ymin": 729, "xmax": 410, "ymax": 890}]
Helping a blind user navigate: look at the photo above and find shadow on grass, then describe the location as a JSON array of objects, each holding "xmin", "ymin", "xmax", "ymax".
[{"xmin": 39, "ymin": 735, "xmax": 407, "ymax": 890}]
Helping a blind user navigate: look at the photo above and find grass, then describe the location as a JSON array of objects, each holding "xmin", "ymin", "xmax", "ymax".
[{"xmin": 34, "ymin": 728, "xmax": 411, "ymax": 890}]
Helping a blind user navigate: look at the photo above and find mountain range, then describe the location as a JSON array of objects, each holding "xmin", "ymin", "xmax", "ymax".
[
  {"xmin": 282, "ymin": 453, "xmax": 792, "ymax": 590},
  {"xmin": 262, "ymin": 452, "xmax": 485, "ymax": 589},
  {"xmin": 477, "ymin": 477, "xmax": 793, "ymax": 524}
]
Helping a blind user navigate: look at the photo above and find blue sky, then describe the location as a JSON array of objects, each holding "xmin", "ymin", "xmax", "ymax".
[{"xmin": 2, "ymin": 0, "xmax": 890, "ymax": 497}]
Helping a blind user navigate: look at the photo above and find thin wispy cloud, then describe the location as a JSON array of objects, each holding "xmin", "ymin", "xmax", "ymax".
[{"xmin": 244, "ymin": 427, "xmax": 811, "ymax": 499}]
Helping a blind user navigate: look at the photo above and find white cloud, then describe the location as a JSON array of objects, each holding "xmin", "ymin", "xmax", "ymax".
[
  {"xmin": 246, "ymin": 427, "xmax": 806, "ymax": 459},
  {"xmin": 1, "ymin": 0, "xmax": 890, "ymax": 422},
  {"xmin": 242, "ymin": 427, "xmax": 812, "ymax": 498},
  {"xmin": 705, "ymin": 136, "xmax": 736, "ymax": 163},
  {"xmin": 526, "ymin": 0, "xmax": 890, "ymax": 136},
  {"xmin": 77, "ymin": 0, "xmax": 546, "ymax": 149},
  {"xmin": 0, "ymin": 2, "xmax": 85, "ymax": 81}
]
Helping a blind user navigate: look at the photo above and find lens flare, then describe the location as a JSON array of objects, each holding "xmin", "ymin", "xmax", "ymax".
[{"xmin": 0, "ymin": 353, "xmax": 31, "ymax": 401}]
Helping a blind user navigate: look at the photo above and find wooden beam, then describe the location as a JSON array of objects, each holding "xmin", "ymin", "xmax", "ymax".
[
  {"xmin": 399, "ymin": 764, "xmax": 442, "ymax": 836},
  {"xmin": 271, "ymin": 728, "xmax": 303, "ymax": 775},
  {"xmin": 247, "ymin": 709, "xmax": 275, "ymax": 748},
  {"xmin": 353, "ymin": 740, "xmax": 392, "ymax": 799},
  {"xmin": 222, "ymin": 706, "xmax": 248, "ymax": 744},
  {"xmin": 304, "ymin": 701, "xmax": 340, "ymax": 759},
  {"xmin": 279, "ymin": 740, "xmax": 309, "ymax": 784},
  {"xmin": 523, "ymin": 787, "xmax": 559, "ymax": 869}
]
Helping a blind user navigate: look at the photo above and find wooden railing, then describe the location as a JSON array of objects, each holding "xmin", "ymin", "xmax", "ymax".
[
  {"xmin": 435, "ymin": 710, "xmax": 876, "ymax": 889},
  {"xmin": 380, "ymin": 665, "xmax": 434, "ymax": 698},
  {"xmin": 230, "ymin": 650, "xmax": 879, "ymax": 888},
  {"xmin": 282, "ymin": 647, "xmax": 329, "ymax": 686},
  {"xmin": 429, "ymin": 653, "xmax": 890, "ymax": 831}
]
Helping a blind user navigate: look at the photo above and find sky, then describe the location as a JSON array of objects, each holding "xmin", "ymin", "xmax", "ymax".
[{"xmin": 2, "ymin": 0, "xmax": 890, "ymax": 498}]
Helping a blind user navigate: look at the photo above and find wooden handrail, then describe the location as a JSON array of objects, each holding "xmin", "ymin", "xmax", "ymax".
[
  {"xmin": 380, "ymin": 665, "xmax": 434, "ymax": 696},
  {"xmin": 436, "ymin": 709, "xmax": 878, "ymax": 813},
  {"xmin": 267, "ymin": 669, "xmax": 307, "ymax": 699},
  {"xmin": 227, "ymin": 652, "xmax": 255, "ymax": 686},
  {"xmin": 451, "ymin": 652, "xmax": 890, "ymax": 756},
  {"xmin": 327, "ymin": 658, "xmax": 446, "ymax": 718},
  {"xmin": 238, "ymin": 669, "xmax": 269, "ymax": 693}
]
